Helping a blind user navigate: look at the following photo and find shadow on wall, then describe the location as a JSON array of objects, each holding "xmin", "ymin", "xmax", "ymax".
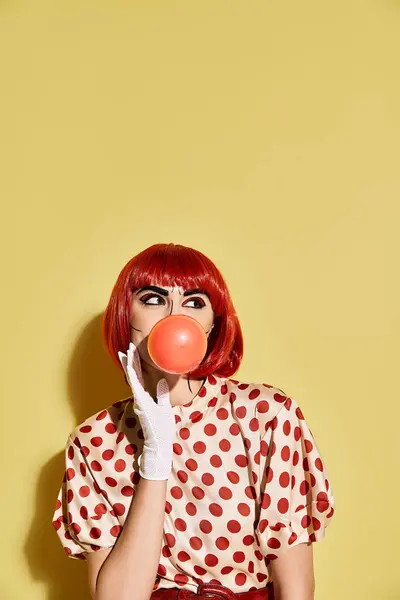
[{"xmin": 24, "ymin": 314, "xmax": 130, "ymax": 600}]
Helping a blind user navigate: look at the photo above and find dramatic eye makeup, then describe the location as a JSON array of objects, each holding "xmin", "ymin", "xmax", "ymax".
[{"xmin": 135, "ymin": 285, "xmax": 209, "ymax": 308}]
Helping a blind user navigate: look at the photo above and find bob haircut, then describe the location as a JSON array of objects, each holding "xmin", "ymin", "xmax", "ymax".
[{"xmin": 102, "ymin": 243, "xmax": 243, "ymax": 379}]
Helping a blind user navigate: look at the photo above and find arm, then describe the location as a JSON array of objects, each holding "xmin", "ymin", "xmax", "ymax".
[
  {"xmin": 89, "ymin": 477, "xmax": 167, "ymax": 600},
  {"xmin": 269, "ymin": 542, "xmax": 315, "ymax": 600}
]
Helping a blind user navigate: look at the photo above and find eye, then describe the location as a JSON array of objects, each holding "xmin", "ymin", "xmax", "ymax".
[
  {"xmin": 139, "ymin": 293, "xmax": 165, "ymax": 306},
  {"xmin": 183, "ymin": 297, "xmax": 206, "ymax": 309}
]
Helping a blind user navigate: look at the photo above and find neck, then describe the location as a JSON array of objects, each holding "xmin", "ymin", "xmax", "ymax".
[{"xmin": 141, "ymin": 360, "xmax": 205, "ymax": 407}]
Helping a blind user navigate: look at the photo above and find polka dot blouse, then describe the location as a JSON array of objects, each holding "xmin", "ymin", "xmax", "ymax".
[{"xmin": 52, "ymin": 374, "xmax": 335, "ymax": 592}]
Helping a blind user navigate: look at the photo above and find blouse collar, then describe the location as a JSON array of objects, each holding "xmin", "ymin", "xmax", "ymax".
[{"xmin": 172, "ymin": 373, "xmax": 226, "ymax": 425}]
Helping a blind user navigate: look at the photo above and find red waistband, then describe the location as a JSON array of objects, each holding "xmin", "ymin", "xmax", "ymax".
[{"xmin": 151, "ymin": 582, "xmax": 274, "ymax": 600}]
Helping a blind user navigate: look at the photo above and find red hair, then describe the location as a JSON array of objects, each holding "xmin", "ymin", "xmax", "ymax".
[{"xmin": 101, "ymin": 243, "xmax": 243, "ymax": 379}]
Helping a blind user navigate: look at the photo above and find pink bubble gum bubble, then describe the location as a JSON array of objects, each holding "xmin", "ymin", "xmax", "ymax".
[{"xmin": 147, "ymin": 314, "xmax": 208, "ymax": 374}]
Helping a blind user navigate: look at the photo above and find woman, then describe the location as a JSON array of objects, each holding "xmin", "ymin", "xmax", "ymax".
[{"xmin": 52, "ymin": 243, "xmax": 335, "ymax": 600}]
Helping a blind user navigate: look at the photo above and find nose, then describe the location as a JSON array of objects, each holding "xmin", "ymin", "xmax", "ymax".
[{"xmin": 169, "ymin": 302, "xmax": 183, "ymax": 316}]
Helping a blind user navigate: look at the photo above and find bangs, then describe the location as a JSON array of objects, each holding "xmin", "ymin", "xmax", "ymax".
[{"xmin": 127, "ymin": 244, "xmax": 224, "ymax": 315}]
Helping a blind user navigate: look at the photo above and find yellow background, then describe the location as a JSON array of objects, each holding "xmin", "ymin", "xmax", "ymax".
[{"xmin": 1, "ymin": 1, "xmax": 399, "ymax": 598}]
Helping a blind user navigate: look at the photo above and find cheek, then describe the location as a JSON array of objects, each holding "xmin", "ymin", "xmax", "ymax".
[{"xmin": 130, "ymin": 308, "xmax": 164, "ymax": 337}]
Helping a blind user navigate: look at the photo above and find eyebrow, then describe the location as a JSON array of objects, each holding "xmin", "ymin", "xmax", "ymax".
[{"xmin": 135, "ymin": 285, "xmax": 209, "ymax": 298}]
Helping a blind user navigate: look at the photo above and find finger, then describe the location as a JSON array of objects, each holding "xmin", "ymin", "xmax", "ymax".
[
  {"xmin": 117, "ymin": 351, "xmax": 127, "ymax": 370},
  {"xmin": 132, "ymin": 347, "xmax": 145, "ymax": 388},
  {"xmin": 156, "ymin": 378, "xmax": 171, "ymax": 407}
]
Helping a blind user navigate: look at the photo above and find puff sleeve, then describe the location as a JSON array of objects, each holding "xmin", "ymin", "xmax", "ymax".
[
  {"xmin": 256, "ymin": 395, "xmax": 335, "ymax": 560},
  {"xmin": 52, "ymin": 435, "xmax": 122, "ymax": 559}
]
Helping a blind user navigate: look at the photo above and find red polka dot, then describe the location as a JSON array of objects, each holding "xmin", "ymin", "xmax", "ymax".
[
  {"xmin": 235, "ymin": 573, "xmax": 247, "ymax": 586},
  {"xmin": 80, "ymin": 425, "xmax": 92, "ymax": 433},
  {"xmin": 233, "ymin": 551, "xmax": 245, "ymax": 563},
  {"xmin": 300, "ymin": 480, "xmax": 310, "ymax": 495},
  {"xmin": 194, "ymin": 565, "xmax": 207, "ymax": 576},
  {"xmin": 186, "ymin": 502, "xmax": 197, "ymax": 516},
  {"xmin": 209, "ymin": 503, "xmax": 223, "ymax": 517},
  {"xmin": 66, "ymin": 468, "xmax": 75, "ymax": 481},
  {"xmin": 177, "ymin": 551, "xmax": 191, "ymax": 562},
  {"xmin": 229, "ymin": 423, "xmax": 240, "ymax": 435},
  {"xmin": 89, "ymin": 527, "xmax": 101, "ymax": 539},
  {"xmin": 102, "ymin": 449, "xmax": 114, "ymax": 460},
  {"xmin": 219, "ymin": 439, "xmax": 231, "ymax": 452},
  {"xmin": 114, "ymin": 459, "xmax": 126, "ymax": 472},
  {"xmin": 278, "ymin": 498, "xmax": 289, "ymax": 514},
  {"xmin": 279, "ymin": 472, "xmax": 290, "ymax": 488},
  {"xmin": 249, "ymin": 389, "xmax": 260, "ymax": 400},
  {"xmin": 174, "ymin": 574, "xmax": 189, "ymax": 585},
  {"xmin": 245, "ymin": 486, "xmax": 257, "ymax": 500},
  {"xmin": 192, "ymin": 487, "xmax": 205, "ymax": 499},
  {"xmin": 105, "ymin": 477, "xmax": 117, "ymax": 487},
  {"xmin": 190, "ymin": 536, "xmax": 203, "ymax": 550},
  {"xmin": 236, "ymin": 406, "xmax": 247, "ymax": 418},
  {"xmin": 186, "ymin": 459, "xmax": 198, "ymax": 471},
  {"xmin": 202, "ymin": 473, "xmax": 215, "ymax": 486},
  {"xmin": 173, "ymin": 443, "xmax": 183, "ymax": 455},
  {"xmin": 179, "ymin": 428, "xmax": 190, "ymax": 440},
  {"xmin": 205, "ymin": 554, "xmax": 219, "ymax": 567},
  {"xmin": 281, "ymin": 446, "xmax": 291, "ymax": 461},
  {"xmin": 227, "ymin": 520, "xmax": 241, "ymax": 533},
  {"xmin": 91, "ymin": 461, "xmax": 102, "ymax": 472},
  {"xmin": 112, "ymin": 503, "xmax": 125, "ymax": 516},
  {"xmin": 221, "ymin": 566, "xmax": 234, "ymax": 574},
  {"xmin": 191, "ymin": 412, "xmax": 203, "ymax": 425},
  {"xmin": 219, "ymin": 487, "xmax": 233, "ymax": 500},
  {"xmin": 204, "ymin": 424, "xmax": 217, "ymax": 436},
  {"xmin": 67, "ymin": 446, "xmax": 74, "ymax": 460},
  {"xmin": 235, "ymin": 455, "xmax": 248, "ymax": 467},
  {"xmin": 105, "ymin": 423, "xmax": 117, "ymax": 434},
  {"xmin": 121, "ymin": 486, "xmax": 133, "ymax": 497},
  {"xmin": 249, "ymin": 418, "xmax": 259, "ymax": 431},
  {"xmin": 315, "ymin": 458, "xmax": 323, "ymax": 471},
  {"xmin": 256, "ymin": 400, "xmax": 269, "ymax": 413},
  {"xmin": 312, "ymin": 517, "xmax": 321, "ymax": 530},
  {"xmin": 171, "ymin": 486, "xmax": 183, "ymax": 499},
  {"xmin": 216, "ymin": 408, "xmax": 229, "ymax": 420},
  {"xmin": 266, "ymin": 466, "xmax": 274, "ymax": 483},
  {"xmin": 79, "ymin": 485, "xmax": 90, "ymax": 498},
  {"xmin": 288, "ymin": 532, "xmax": 298, "ymax": 545},
  {"xmin": 243, "ymin": 535, "xmax": 254, "ymax": 545},
  {"xmin": 261, "ymin": 493, "xmax": 271, "ymax": 509},
  {"xmin": 216, "ymin": 537, "xmax": 230, "ymax": 550},
  {"xmin": 91, "ymin": 437, "xmax": 103, "ymax": 447},
  {"xmin": 210, "ymin": 455, "xmax": 222, "ymax": 468},
  {"xmin": 174, "ymin": 518, "xmax": 187, "ymax": 531},
  {"xmin": 267, "ymin": 537, "xmax": 281, "ymax": 549},
  {"xmin": 125, "ymin": 443, "xmax": 136, "ymax": 455},
  {"xmin": 301, "ymin": 515, "xmax": 311, "ymax": 528},
  {"xmin": 199, "ymin": 520, "xmax": 212, "ymax": 533},
  {"xmin": 193, "ymin": 441, "xmax": 206, "ymax": 454},
  {"xmin": 227, "ymin": 471, "xmax": 240, "ymax": 484},
  {"xmin": 96, "ymin": 410, "xmax": 108, "ymax": 421},
  {"xmin": 177, "ymin": 470, "xmax": 188, "ymax": 483},
  {"xmin": 238, "ymin": 503, "xmax": 251, "ymax": 516}
]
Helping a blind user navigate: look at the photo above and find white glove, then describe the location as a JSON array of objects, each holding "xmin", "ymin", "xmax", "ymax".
[{"xmin": 117, "ymin": 342, "xmax": 177, "ymax": 481}]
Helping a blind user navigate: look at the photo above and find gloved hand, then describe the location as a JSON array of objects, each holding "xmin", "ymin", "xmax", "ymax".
[{"xmin": 118, "ymin": 342, "xmax": 177, "ymax": 481}]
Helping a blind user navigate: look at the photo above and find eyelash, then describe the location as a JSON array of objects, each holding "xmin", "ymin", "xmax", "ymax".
[{"xmin": 139, "ymin": 293, "xmax": 206, "ymax": 309}]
